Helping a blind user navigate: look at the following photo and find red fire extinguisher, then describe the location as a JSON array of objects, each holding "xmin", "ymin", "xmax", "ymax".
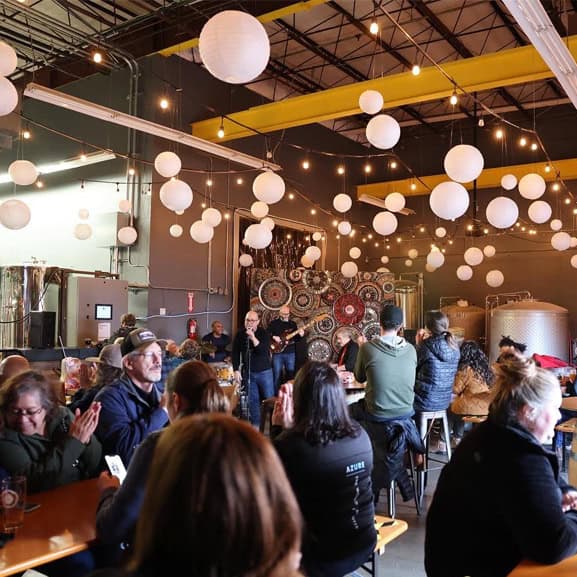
[{"xmin": 187, "ymin": 318, "xmax": 197, "ymax": 340}]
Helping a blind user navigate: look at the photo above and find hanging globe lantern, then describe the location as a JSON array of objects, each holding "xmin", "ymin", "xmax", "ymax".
[
  {"xmin": 74, "ymin": 223, "xmax": 92, "ymax": 240},
  {"xmin": 202, "ymin": 207, "xmax": 222, "ymax": 228},
  {"xmin": 377, "ymin": 266, "xmax": 390, "ymax": 273},
  {"xmin": 159, "ymin": 179, "xmax": 193, "ymax": 212},
  {"xmin": 384, "ymin": 192, "xmax": 406, "ymax": 213},
  {"xmin": 501, "ymin": 174, "xmax": 517, "ymax": 190},
  {"xmin": 381, "ymin": 255, "xmax": 389, "ymax": 264},
  {"xmin": 550, "ymin": 219, "xmax": 562, "ymax": 231},
  {"xmin": 78, "ymin": 208, "xmax": 90, "ymax": 221},
  {"xmin": 518, "ymin": 173, "xmax": 546, "ymax": 199},
  {"xmin": 427, "ymin": 251, "xmax": 445, "ymax": 268},
  {"xmin": 305, "ymin": 245, "xmax": 322, "ymax": 261},
  {"xmin": 169, "ymin": 224, "xmax": 183, "ymax": 238},
  {"xmin": 365, "ymin": 114, "xmax": 401, "ymax": 149},
  {"xmin": 483, "ymin": 245, "xmax": 496, "ymax": 257},
  {"xmin": 337, "ymin": 220, "xmax": 352, "ymax": 236},
  {"xmin": 0, "ymin": 77, "xmax": 18, "ymax": 116},
  {"xmin": 429, "ymin": 181, "xmax": 469, "ymax": 220},
  {"xmin": 0, "ymin": 41, "xmax": 18, "ymax": 76},
  {"xmin": 333, "ymin": 193, "xmax": 352, "ymax": 213},
  {"xmin": 118, "ymin": 226, "xmax": 138, "ymax": 245},
  {"xmin": 340, "ymin": 261, "xmax": 358, "ymax": 278},
  {"xmin": 312, "ymin": 231, "xmax": 322, "ymax": 241},
  {"xmin": 250, "ymin": 201, "xmax": 269, "ymax": 219},
  {"xmin": 435, "ymin": 227, "xmax": 447, "ymax": 238},
  {"xmin": 301, "ymin": 254, "xmax": 314, "ymax": 268},
  {"xmin": 486, "ymin": 196, "xmax": 519, "ymax": 229},
  {"xmin": 408, "ymin": 248, "xmax": 418, "ymax": 259},
  {"xmin": 571, "ymin": 237, "xmax": 577, "ymax": 248},
  {"xmin": 551, "ymin": 231, "xmax": 571, "ymax": 251},
  {"xmin": 190, "ymin": 220, "xmax": 214, "ymax": 244},
  {"xmin": 464, "ymin": 247, "xmax": 484, "ymax": 266},
  {"xmin": 0, "ymin": 199, "xmax": 30, "ymax": 230},
  {"xmin": 154, "ymin": 151, "xmax": 181, "ymax": 178},
  {"xmin": 571, "ymin": 254, "xmax": 577, "ymax": 268},
  {"xmin": 425, "ymin": 263, "xmax": 437, "ymax": 273},
  {"xmin": 405, "ymin": 259, "xmax": 413, "ymax": 267},
  {"xmin": 358, "ymin": 90, "xmax": 383, "ymax": 115},
  {"xmin": 372, "ymin": 211, "xmax": 398, "ymax": 236},
  {"xmin": 244, "ymin": 223, "xmax": 272, "ymax": 249},
  {"xmin": 349, "ymin": 247, "xmax": 361, "ymax": 259},
  {"xmin": 486, "ymin": 270, "xmax": 504, "ymax": 287},
  {"xmin": 118, "ymin": 199, "xmax": 132, "ymax": 213},
  {"xmin": 239, "ymin": 253, "xmax": 254, "ymax": 267},
  {"xmin": 261, "ymin": 217, "xmax": 275, "ymax": 231},
  {"xmin": 528, "ymin": 200, "xmax": 552, "ymax": 224},
  {"xmin": 252, "ymin": 171, "xmax": 285, "ymax": 204},
  {"xmin": 457, "ymin": 265, "xmax": 473, "ymax": 281},
  {"xmin": 443, "ymin": 144, "xmax": 484, "ymax": 183},
  {"xmin": 8, "ymin": 160, "xmax": 38, "ymax": 186}
]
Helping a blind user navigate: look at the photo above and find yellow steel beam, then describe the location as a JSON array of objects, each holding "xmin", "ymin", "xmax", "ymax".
[
  {"xmin": 356, "ymin": 159, "xmax": 577, "ymax": 199},
  {"xmin": 157, "ymin": 0, "xmax": 330, "ymax": 56},
  {"xmin": 191, "ymin": 35, "xmax": 577, "ymax": 142}
]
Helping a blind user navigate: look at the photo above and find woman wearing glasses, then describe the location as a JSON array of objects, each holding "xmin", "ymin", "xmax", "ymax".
[{"xmin": 0, "ymin": 370, "xmax": 102, "ymax": 492}]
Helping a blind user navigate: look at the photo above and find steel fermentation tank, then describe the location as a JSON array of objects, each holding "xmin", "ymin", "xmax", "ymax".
[
  {"xmin": 442, "ymin": 301, "xmax": 485, "ymax": 342},
  {"xmin": 394, "ymin": 280, "xmax": 421, "ymax": 329}
]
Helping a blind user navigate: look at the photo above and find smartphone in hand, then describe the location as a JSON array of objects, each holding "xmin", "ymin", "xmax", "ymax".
[{"xmin": 104, "ymin": 455, "xmax": 127, "ymax": 484}]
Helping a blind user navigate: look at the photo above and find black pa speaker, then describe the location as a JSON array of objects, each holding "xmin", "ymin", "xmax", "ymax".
[{"xmin": 29, "ymin": 311, "xmax": 56, "ymax": 349}]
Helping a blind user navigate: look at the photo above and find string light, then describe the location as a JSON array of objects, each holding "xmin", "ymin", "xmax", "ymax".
[
  {"xmin": 573, "ymin": 208, "xmax": 577, "ymax": 215},
  {"xmin": 411, "ymin": 64, "xmax": 420, "ymax": 76},
  {"xmin": 217, "ymin": 119, "xmax": 225, "ymax": 139},
  {"xmin": 128, "ymin": 167, "xmax": 136, "ymax": 176},
  {"xmin": 201, "ymin": 202, "xmax": 206, "ymax": 208},
  {"xmin": 374, "ymin": 242, "xmax": 379, "ymax": 247},
  {"xmin": 390, "ymin": 160, "xmax": 398, "ymax": 169},
  {"xmin": 337, "ymin": 165, "xmax": 345, "ymax": 175},
  {"xmin": 565, "ymin": 197, "xmax": 571, "ymax": 204},
  {"xmin": 519, "ymin": 137, "xmax": 527, "ymax": 147},
  {"xmin": 364, "ymin": 163, "xmax": 372, "ymax": 174},
  {"xmin": 159, "ymin": 98, "xmax": 169, "ymax": 110},
  {"xmin": 449, "ymin": 90, "xmax": 458, "ymax": 106},
  {"xmin": 92, "ymin": 51, "xmax": 103, "ymax": 64},
  {"xmin": 495, "ymin": 128, "xmax": 504, "ymax": 139},
  {"xmin": 22, "ymin": 128, "xmax": 31, "ymax": 140},
  {"xmin": 544, "ymin": 164, "xmax": 551, "ymax": 173},
  {"xmin": 484, "ymin": 228, "xmax": 489, "ymax": 234},
  {"xmin": 310, "ymin": 208, "xmax": 316, "ymax": 215},
  {"xmin": 332, "ymin": 220, "xmax": 338, "ymax": 227},
  {"xmin": 396, "ymin": 237, "xmax": 402, "ymax": 243},
  {"xmin": 362, "ymin": 238, "xmax": 367, "ymax": 243},
  {"xmin": 288, "ymin": 193, "xmax": 295, "ymax": 200},
  {"xmin": 35, "ymin": 180, "xmax": 43, "ymax": 188},
  {"xmin": 302, "ymin": 159, "xmax": 310, "ymax": 170},
  {"xmin": 80, "ymin": 153, "xmax": 87, "ymax": 162},
  {"xmin": 206, "ymin": 178, "xmax": 213, "ymax": 187},
  {"xmin": 224, "ymin": 213, "xmax": 230, "ymax": 220},
  {"xmin": 552, "ymin": 182, "xmax": 560, "ymax": 191},
  {"xmin": 530, "ymin": 142, "xmax": 538, "ymax": 151},
  {"xmin": 410, "ymin": 182, "xmax": 417, "ymax": 191},
  {"xmin": 367, "ymin": 233, "xmax": 373, "ymax": 239},
  {"xmin": 419, "ymin": 226, "xmax": 425, "ymax": 233},
  {"xmin": 236, "ymin": 177, "xmax": 243, "ymax": 185},
  {"xmin": 478, "ymin": 117, "xmax": 485, "ymax": 127},
  {"xmin": 369, "ymin": 20, "xmax": 379, "ymax": 34}
]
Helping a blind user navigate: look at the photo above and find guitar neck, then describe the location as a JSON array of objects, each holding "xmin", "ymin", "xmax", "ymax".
[{"xmin": 285, "ymin": 317, "xmax": 317, "ymax": 340}]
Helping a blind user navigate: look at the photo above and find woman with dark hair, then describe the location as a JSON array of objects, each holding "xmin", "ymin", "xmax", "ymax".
[
  {"xmin": 272, "ymin": 361, "xmax": 376, "ymax": 577},
  {"xmin": 426, "ymin": 356, "xmax": 577, "ymax": 577},
  {"xmin": 95, "ymin": 360, "xmax": 229, "ymax": 549},
  {"xmin": 0, "ymin": 370, "xmax": 102, "ymax": 492},
  {"xmin": 497, "ymin": 335, "xmax": 527, "ymax": 361}
]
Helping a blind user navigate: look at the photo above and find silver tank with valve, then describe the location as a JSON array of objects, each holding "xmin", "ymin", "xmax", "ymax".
[{"xmin": 394, "ymin": 280, "xmax": 421, "ymax": 329}]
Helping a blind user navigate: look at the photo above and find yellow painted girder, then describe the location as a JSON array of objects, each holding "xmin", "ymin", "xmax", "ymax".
[
  {"xmin": 356, "ymin": 159, "xmax": 577, "ymax": 199},
  {"xmin": 191, "ymin": 35, "xmax": 577, "ymax": 142}
]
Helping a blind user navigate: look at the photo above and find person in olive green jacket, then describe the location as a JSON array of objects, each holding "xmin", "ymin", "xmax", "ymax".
[{"xmin": 0, "ymin": 370, "xmax": 102, "ymax": 493}]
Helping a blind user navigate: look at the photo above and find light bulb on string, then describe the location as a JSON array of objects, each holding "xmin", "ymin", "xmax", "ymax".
[
  {"xmin": 495, "ymin": 128, "xmax": 504, "ymax": 140},
  {"xmin": 519, "ymin": 137, "xmax": 527, "ymax": 147},
  {"xmin": 217, "ymin": 118, "xmax": 225, "ymax": 139},
  {"xmin": 410, "ymin": 182, "xmax": 417, "ymax": 191},
  {"xmin": 236, "ymin": 177, "xmax": 243, "ymax": 185},
  {"xmin": 288, "ymin": 193, "xmax": 295, "ymax": 200},
  {"xmin": 92, "ymin": 51, "xmax": 103, "ymax": 64},
  {"xmin": 337, "ymin": 165, "xmax": 345, "ymax": 175},
  {"xmin": 449, "ymin": 90, "xmax": 458, "ymax": 106},
  {"xmin": 302, "ymin": 159, "xmax": 310, "ymax": 170},
  {"xmin": 531, "ymin": 143, "xmax": 538, "ymax": 151},
  {"xmin": 364, "ymin": 163, "xmax": 372, "ymax": 174},
  {"xmin": 544, "ymin": 164, "xmax": 551, "ymax": 173},
  {"xmin": 369, "ymin": 20, "xmax": 379, "ymax": 34},
  {"xmin": 159, "ymin": 97, "xmax": 169, "ymax": 110},
  {"xmin": 478, "ymin": 117, "xmax": 485, "ymax": 127},
  {"xmin": 411, "ymin": 64, "xmax": 420, "ymax": 76},
  {"xmin": 390, "ymin": 160, "xmax": 397, "ymax": 169},
  {"xmin": 22, "ymin": 127, "xmax": 31, "ymax": 140},
  {"xmin": 552, "ymin": 182, "xmax": 560, "ymax": 192}
]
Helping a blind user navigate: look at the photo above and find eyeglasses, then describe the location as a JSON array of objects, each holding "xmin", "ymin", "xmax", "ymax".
[
  {"xmin": 245, "ymin": 318, "xmax": 259, "ymax": 322},
  {"xmin": 9, "ymin": 407, "xmax": 44, "ymax": 417},
  {"xmin": 133, "ymin": 352, "xmax": 162, "ymax": 359}
]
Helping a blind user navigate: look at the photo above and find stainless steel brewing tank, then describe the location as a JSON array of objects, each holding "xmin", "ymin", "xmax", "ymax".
[
  {"xmin": 488, "ymin": 300, "xmax": 569, "ymax": 362},
  {"xmin": 442, "ymin": 302, "xmax": 485, "ymax": 342},
  {"xmin": 394, "ymin": 280, "xmax": 420, "ymax": 329}
]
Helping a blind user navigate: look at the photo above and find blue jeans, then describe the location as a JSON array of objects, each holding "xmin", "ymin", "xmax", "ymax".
[
  {"xmin": 248, "ymin": 368, "xmax": 274, "ymax": 426},
  {"xmin": 272, "ymin": 350, "xmax": 296, "ymax": 393}
]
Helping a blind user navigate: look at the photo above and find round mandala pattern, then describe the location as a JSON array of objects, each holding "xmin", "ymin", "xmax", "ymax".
[
  {"xmin": 307, "ymin": 337, "xmax": 333, "ymax": 362},
  {"xmin": 333, "ymin": 294, "xmax": 366, "ymax": 325},
  {"xmin": 321, "ymin": 284, "xmax": 343, "ymax": 306},
  {"xmin": 258, "ymin": 278, "xmax": 292, "ymax": 310},
  {"xmin": 361, "ymin": 321, "xmax": 381, "ymax": 341},
  {"xmin": 291, "ymin": 286, "xmax": 320, "ymax": 316},
  {"xmin": 333, "ymin": 272, "xmax": 358, "ymax": 292},
  {"xmin": 361, "ymin": 272, "xmax": 373, "ymax": 281},
  {"xmin": 382, "ymin": 280, "xmax": 395, "ymax": 294},
  {"xmin": 315, "ymin": 313, "xmax": 336, "ymax": 335},
  {"xmin": 288, "ymin": 269, "xmax": 303, "ymax": 283},
  {"xmin": 363, "ymin": 302, "xmax": 381, "ymax": 323},
  {"xmin": 357, "ymin": 282, "xmax": 380, "ymax": 303},
  {"xmin": 331, "ymin": 325, "xmax": 362, "ymax": 353},
  {"xmin": 302, "ymin": 270, "xmax": 332, "ymax": 294}
]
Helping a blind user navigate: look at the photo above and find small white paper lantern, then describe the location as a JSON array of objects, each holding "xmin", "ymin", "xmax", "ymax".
[
  {"xmin": 365, "ymin": 114, "xmax": 401, "ymax": 150},
  {"xmin": 0, "ymin": 77, "xmax": 18, "ymax": 116},
  {"xmin": 202, "ymin": 207, "xmax": 222, "ymax": 228},
  {"xmin": 408, "ymin": 248, "xmax": 418, "ymax": 259},
  {"xmin": 571, "ymin": 254, "xmax": 577, "ymax": 268},
  {"xmin": 244, "ymin": 223, "xmax": 272, "ymax": 249},
  {"xmin": 372, "ymin": 211, "xmax": 398, "ymax": 236},
  {"xmin": 405, "ymin": 259, "xmax": 413, "ymax": 267},
  {"xmin": 528, "ymin": 200, "xmax": 552, "ymax": 224},
  {"xmin": 341, "ymin": 261, "xmax": 358, "ymax": 278},
  {"xmin": 443, "ymin": 144, "xmax": 484, "ymax": 183},
  {"xmin": 154, "ymin": 151, "xmax": 181, "ymax": 178},
  {"xmin": 486, "ymin": 196, "xmax": 519, "ymax": 229},
  {"xmin": 239, "ymin": 253, "xmax": 254, "ymax": 267},
  {"xmin": 427, "ymin": 251, "xmax": 445, "ymax": 268},
  {"xmin": 550, "ymin": 219, "xmax": 562, "ymax": 231},
  {"xmin": 333, "ymin": 193, "xmax": 352, "ymax": 213},
  {"xmin": 377, "ymin": 266, "xmax": 390, "ymax": 273},
  {"xmin": 159, "ymin": 179, "xmax": 193, "ymax": 212},
  {"xmin": 252, "ymin": 171, "xmax": 285, "ymax": 204},
  {"xmin": 358, "ymin": 90, "xmax": 383, "ymax": 115},
  {"xmin": 78, "ymin": 208, "xmax": 90, "ymax": 220},
  {"xmin": 430, "ymin": 181, "xmax": 469, "ymax": 220},
  {"xmin": 571, "ymin": 237, "xmax": 577, "ymax": 248},
  {"xmin": 261, "ymin": 217, "xmax": 275, "ymax": 231},
  {"xmin": 312, "ymin": 231, "xmax": 322, "ymax": 241},
  {"xmin": 169, "ymin": 224, "xmax": 183, "ymax": 238},
  {"xmin": 199, "ymin": 10, "xmax": 270, "ymax": 84},
  {"xmin": 118, "ymin": 199, "xmax": 132, "ymax": 213},
  {"xmin": 118, "ymin": 226, "xmax": 138, "ymax": 245},
  {"xmin": 349, "ymin": 247, "xmax": 361, "ymax": 259},
  {"xmin": 486, "ymin": 270, "xmax": 504, "ymax": 287},
  {"xmin": 551, "ymin": 231, "xmax": 571, "ymax": 251},
  {"xmin": 425, "ymin": 263, "xmax": 437, "ymax": 273},
  {"xmin": 457, "ymin": 265, "xmax": 473, "ymax": 281},
  {"xmin": 301, "ymin": 254, "xmax": 314, "ymax": 268},
  {"xmin": 0, "ymin": 42, "xmax": 18, "ymax": 76},
  {"xmin": 435, "ymin": 227, "xmax": 447, "ymax": 238},
  {"xmin": 250, "ymin": 201, "xmax": 269, "ymax": 219},
  {"xmin": 305, "ymin": 246, "xmax": 322, "ymax": 261},
  {"xmin": 190, "ymin": 220, "xmax": 214, "ymax": 244},
  {"xmin": 8, "ymin": 160, "xmax": 38, "ymax": 186},
  {"xmin": 0, "ymin": 199, "xmax": 30, "ymax": 230},
  {"xmin": 518, "ymin": 173, "xmax": 546, "ymax": 200},
  {"xmin": 384, "ymin": 192, "xmax": 406, "ymax": 213},
  {"xmin": 464, "ymin": 247, "xmax": 483, "ymax": 266},
  {"xmin": 483, "ymin": 245, "xmax": 496, "ymax": 257},
  {"xmin": 74, "ymin": 223, "xmax": 92, "ymax": 240},
  {"xmin": 381, "ymin": 255, "xmax": 389, "ymax": 264},
  {"xmin": 337, "ymin": 220, "xmax": 352, "ymax": 236},
  {"xmin": 175, "ymin": 210, "xmax": 185, "ymax": 216},
  {"xmin": 501, "ymin": 174, "xmax": 517, "ymax": 190}
]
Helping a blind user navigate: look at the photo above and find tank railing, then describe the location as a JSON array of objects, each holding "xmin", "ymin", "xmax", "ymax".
[{"xmin": 439, "ymin": 296, "xmax": 468, "ymax": 310}]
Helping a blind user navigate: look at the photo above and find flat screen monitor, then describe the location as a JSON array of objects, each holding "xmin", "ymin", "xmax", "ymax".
[{"xmin": 95, "ymin": 304, "xmax": 113, "ymax": 320}]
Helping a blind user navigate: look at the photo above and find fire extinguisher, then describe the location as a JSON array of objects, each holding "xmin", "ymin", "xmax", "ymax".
[{"xmin": 187, "ymin": 318, "xmax": 197, "ymax": 340}]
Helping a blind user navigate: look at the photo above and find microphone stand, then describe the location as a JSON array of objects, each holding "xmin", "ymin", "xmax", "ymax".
[{"xmin": 239, "ymin": 331, "xmax": 251, "ymax": 422}]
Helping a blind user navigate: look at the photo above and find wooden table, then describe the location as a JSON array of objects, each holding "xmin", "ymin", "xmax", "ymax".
[
  {"xmin": 509, "ymin": 554, "xmax": 577, "ymax": 576},
  {"xmin": 0, "ymin": 479, "xmax": 99, "ymax": 577},
  {"xmin": 360, "ymin": 515, "xmax": 408, "ymax": 577}
]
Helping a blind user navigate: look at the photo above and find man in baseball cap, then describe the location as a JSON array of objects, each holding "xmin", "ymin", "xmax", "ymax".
[{"xmin": 95, "ymin": 328, "xmax": 168, "ymax": 465}]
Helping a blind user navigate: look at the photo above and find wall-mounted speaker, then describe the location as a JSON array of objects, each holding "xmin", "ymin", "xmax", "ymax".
[{"xmin": 29, "ymin": 311, "xmax": 56, "ymax": 349}]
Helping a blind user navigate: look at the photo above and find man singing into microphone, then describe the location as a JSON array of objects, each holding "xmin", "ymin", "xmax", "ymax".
[{"xmin": 232, "ymin": 310, "xmax": 273, "ymax": 427}]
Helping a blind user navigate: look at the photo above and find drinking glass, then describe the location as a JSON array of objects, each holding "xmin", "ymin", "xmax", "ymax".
[{"xmin": 1, "ymin": 476, "xmax": 26, "ymax": 533}]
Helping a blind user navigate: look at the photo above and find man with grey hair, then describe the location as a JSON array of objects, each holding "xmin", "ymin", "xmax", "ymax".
[{"xmin": 0, "ymin": 355, "xmax": 30, "ymax": 385}]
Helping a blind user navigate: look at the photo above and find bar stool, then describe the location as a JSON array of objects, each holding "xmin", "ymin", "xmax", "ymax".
[
  {"xmin": 259, "ymin": 396, "xmax": 277, "ymax": 435},
  {"xmin": 386, "ymin": 450, "xmax": 421, "ymax": 518}
]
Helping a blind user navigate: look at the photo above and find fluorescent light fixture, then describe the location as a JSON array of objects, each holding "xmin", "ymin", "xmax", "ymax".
[
  {"xmin": 0, "ymin": 151, "xmax": 116, "ymax": 184},
  {"xmin": 502, "ymin": 0, "xmax": 577, "ymax": 109},
  {"xmin": 358, "ymin": 193, "xmax": 415, "ymax": 215},
  {"xmin": 24, "ymin": 83, "xmax": 281, "ymax": 171}
]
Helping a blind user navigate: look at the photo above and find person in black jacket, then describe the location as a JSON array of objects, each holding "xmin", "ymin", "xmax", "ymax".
[
  {"xmin": 335, "ymin": 329, "xmax": 359, "ymax": 373},
  {"xmin": 425, "ymin": 356, "xmax": 577, "ymax": 577}
]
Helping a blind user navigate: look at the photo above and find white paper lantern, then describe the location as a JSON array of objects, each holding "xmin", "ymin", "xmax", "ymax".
[
  {"xmin": 427, "ymin": 251, "xmax": 445, "ymax": 268},
  {"xmin": 518, "ymin": 173, "xmax": 546, "ymax": 200},
  {"xmin": 365, "ymin": 114, "xmax": 401, "ymax": 150},
  {"xmin": 78, "ymin": 208, "xmax": 90, "ymax": 220},
  {"xmin": 380, "ymin": 255, "xmax": 389, "ymax": 264},
  {"xmin": 190, "ymin": 220, "xmax": 214, "ymax": 244},
  {"xmin": 425, "ymin": 263, "xmax": 437, "ymax": 273},
  {"xmin": 551, "ymin": 231, "xmax": 571, "ymax": 251},
  {"xmin": 501, "ymin": 174, "xmax": 517, "ymax": 190},
  {"xmin": 571, "ymin": 254, "xmax": 577, "ymax": 268},
  {"xmin": 118, "ymin": 226, "xmax": 138, "ymax": 245},
  {"xmin": 358, "ymin": 90, "xmax": 383, "ymax": 115},
  {"xmin": 202, "ymin": 207, "xmax": 222, "ymax": 228},
  {"xmin": 261, "ymin": 217, "xmax": 275, "ymax": 231},
  {"xmin": 483, "ymin": 245, "xmax": 496, "ymax": 257},
  {"xmin": 571, "ymin": 237, "xmax": 577, "ymax": 248},
  {"xmin": 486, "ymin": 270, "xmax": 504, "ymax": 288},
  {"xmin": 8, "ymin": 160, "xmax": 38, "ymax": 186},
  {"xmin": 349, "ymin": 247, "xmax": 361, "ymax": 259},
  {"xmin": 244, "ymin": 223, "xmax": 272, "ymax": 249},
  {"xmin": 154, "ymin": 151, "xmax": 181, "ymax": 178},
  {"xmin": 457, "ymin": 265, "xmax": 473, "ymax": 281},
  {"xmin": 406, "ymin": 249, "xmax": 417, "ymax": 260},
  {"xmin": 169, "ymin": 224, "xmax": 183, "ymax": 238},
  {"xmin": 312, "ymin": 231, "xmax": 322, "ymax": 241},
  {"xmin": 0, "ymin": 77, "xmax": 18, "ymax": 117},
  {"xmin": 337, "ymin": 220, "xmax": 352, "ymax": 236},
  {"xmin": 239, "ymin": 253, "xmax": 254, "ymax": 267},
  {"xmin": 384, "ymin": 192, "xmax": 406, "ymax": 213},
  {"xmin": 341, "ymin": 261, "xmax": 358, "ymax": 278},
  {"xmin": 118, "ymin": 199, "xmax": 132, "ymax": 213},
  {"xmin": 175, "ymin": 210, "xmax": 185, "ymax": 216},
  {"xmin": 159, "ymin": 179, "xmax": 193, "ymax": 212},
  {"xmin": 486, "ymin": 196, "xmax": 519, "ymax": 229},
  {"xmin": 301, "ymin": 254, "xmax": 314, "ymax": 268},
  {"xmin": 377, "ymin": 266, "xmax": 390, "ymax": 273},
  {"xmin": 429, "ymin": 181, "xmax": 469, "ymax": 220},
  {"xmin": 333, "ymin": 193, "xmax": 352, "ymax": 213},
  {"xmin": 199, "ymin": 10, "xmax": 270, "ymax": 84},
  {"xmin": 74, "ymin": 223, "xmax": 92, "ymax": 240},
  {"xmin": 435, "ymin": 227, "xmax": 447, "ymax": 238},
  {"xmin": 550, "ymin": 219, "xmax": 562, "ymax": 231},
  {"xmin": 528, "ymin": 200, "xmax": 552, "ymax": 224},
  {"xmin": 252, "ymin": 171, "xmax": 285, "ymax": 204},
  {"xmin": 372, "ymin": 211, "xmax": 398, "ymax": 236},
  {"xmin": 305, "ymin": 246, "xmax": 322, "ymax": 261},
  {"xmin": 0, "ymin": 199, "xmax": 30, "ymax": 230},
  {"xmin": 0, "ymin": 42, "xmax": 18, "ymax": 76},
  {"xmin": 464, "ymin": 247, "xmax": 484, "ymax": 266},
  {"xmin": 250, "ymin": 201, "xmax": 269, "ymax": 219},
  {"xmin": 443, "ymin": 144, "xmax": 484, "ymax": 183},
  {"xmin": 405, "ymin": 259, "xmax": 413, "ymax": 267}
]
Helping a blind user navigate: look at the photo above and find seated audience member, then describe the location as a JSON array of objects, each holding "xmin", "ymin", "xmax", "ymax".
[
  {"xmin": 90, "ymin": 414, "xmax": 303, "ymax": 577},
  {"xmin": 201, "ymin": 321, "xmax": 231, "ymax": 363},
  {"xmin": 95, "ymin": 329, "xmax": 169, "ymax": 466},
  {"xmin": 109, "ymin": 313, "xmax": 136, "ymax": 344},
  {"xmin": 335, "ymin": 329, "xmax": 359, "ymax": 373},
  {"xmin": 272, "ymin": 361, "xmax": 376, "ymax": 577},
  {"xmin": 0, "ymin": 371, "xmax": 102, "ymax": 492},
  {"xmin": 496, "ymin": 334, "xmax": 527, "ymax": 362},
  {"xmin": 0, "ymin": 355, "xmax": 30, "ymax": 386},
  {"xmin": 425, "ymin": 356, "xmax": 577, "ymax": 577},
  {"xmin": 95, "ymin": 361, "xmax": 229, "ymax": 549}
]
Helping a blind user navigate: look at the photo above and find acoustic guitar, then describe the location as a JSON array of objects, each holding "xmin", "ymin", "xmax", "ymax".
[{"xmin": 270, "ymin": 313, "xmax": 330, "ymax": 353}]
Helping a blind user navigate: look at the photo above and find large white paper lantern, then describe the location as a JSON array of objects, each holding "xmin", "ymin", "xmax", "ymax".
[
  {"xmin": 384, "ymin": 192, "xmax": 406, "ymax": 212},
  {"xmin": 202, "ymin": 207, "xmax": 222, "ymax": 228},
  {"xmin": 443, "ymin": 144, "xmax": 484, "ymax": 183},
  {"xmin": 245, "ymin": 223, "xmax": 272, "ymax": 249},
  {"xmin": 337, "ymin": 220, "xmax": 352, "ymax": 236},
  {"xmin": 366, "ymin": 114, "xmax": 401, "ymax": 150},
  {"xmin": 550, "ymin": 219, "xmax": 562, "ymax": 231},
  {"xmin": 486, "ymin": 270, "xmax": 504, "ymax": 287},
  {"xmin": 518, "ymin": 173, "xmax": 546, "ymax": 199},
  {"xmin": 341, "ymin": 261, "xmax": 358, "ymax": 278},
  {"xmin": 301, "ymin": 254, "xmax": 314, "ymax": 268},
  {"xmin": 358, "ymin": 90, "xmax": 383, "ymax": 115},
  {"xmin": 0, "ymin": 77, "xmax": 18, "ymax": 116},
  {"xmin": 381, "ymin": 255, "xmax": 389, "ymax": 264},
  {"xmin": 239, "ymin": 253, "xmax": 253, "ymax": 267},
  {"xmin": 435, "ymin": 227, "xmax": 447, "ymax": 238},
  {"xmin": 372, "ymin": 211, "xmax": 398, "ymax": 236},
  {"xmin": 408, "ymin": 248, "xmax": 418, "ymax": 259},
  {"xmin": 464, "ymin": 247, "xmax": 484, "ymax": 266},
  {"xmin": 457, "ymin": 265, "xmax": 473, "ymax": 281},
  {"xmin": 405, "ymin": 259, "xmax": 413, "ymax": 267},
  {"xmin": 571, "ymin": 237, "xmax": 577, "ymax": 248},
  {"xmin": 118, "ymin": 226, "xmax": 138, "ymax": 245},
  {"xmin": 528, "ymin": 200, "xmax": 552, "ymax": 224},
  {"xmin": 429, "ymin": 181, "xmax": 469, "ymax": 220},
  {"xmin": 551, "ymin": 231, "xmax": 571, "ymax": 251},
  {"xmin": 312, "ymin": 231, "xmax": 322, "ymax": 241},
  {"xmin": 261, "ymin": 217, "xmax": 275, "ymax": 231},
  {"xmin": 198, "ymin": 10, "xmax": 270, "ymax": 84},
  {"xmin": 252, "ymin": 171, "xmax": 285, "ymax": 204},
  {"xmin": 483, "ymin": 245, "xmax": 496, "ymax": 257},
  {"xmin": 333, "ymin": 193, "xmax": 352, "ymax": 213},
  {"xmin": 8, "ymin": 160, "xmax": 38, "ymax": 186},
  {"xmin": 349, "ymin": 247, "xmax": 361, "ymax": 259},
  {"xmin": 154, "ymin": 151, "xmax": 181, "ymax": 178},
  {"xmin": 425, "ymin": 263, "xmax": 437, "ymax": 273},
  {"xmin": 190, "ymin": 220, "xmax": 214, "ymax": 244},
  {"xmin": 74, "ymin": 223, "xmax": 92, "ymax": 240},
  {"xmin": 250, "ymin": 201, "xmax": 269, "ymax": 219},
  {"xmin": 571, "ymin": 254, "xmax": 577, "ymax": 268},
  {"xmin": 501, "ymin": 174, "xmax": 517, "ymax": 190},
  {"xmin": 0, "ymin": 199, "xmax": 30, "ymax": 230},
  {"xmin": 169, "ymin": 224, "xmax": 183, "ymax": 238},
  {"xmin": 0, "ymin": 42, "xmax": 17, "ymax": 76},
  {"xmin": 486, "ymin": 196, "xmax": 519, "ymax": 229},
  {"xmin": 427, "ymin": 250, "xmax": 445, "ymax": 268},
  {"xmin": 305, "ymin": 246, "xmax": 322, "ymax": 261},
  {"xmin": 118, "ymin": 199, "xmax": 132, "ymax": 213},
  {"xmin": 159, "ymin": 179, "xmax": 193, "ymax": 212}
]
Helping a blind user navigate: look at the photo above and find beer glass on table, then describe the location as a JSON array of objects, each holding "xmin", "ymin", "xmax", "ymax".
[{"xmin": 1, "ymin": 476, "xmax": 26, "ymax": 534}]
